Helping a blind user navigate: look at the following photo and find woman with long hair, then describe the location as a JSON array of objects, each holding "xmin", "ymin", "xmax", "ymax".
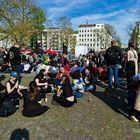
[
  {"xmin": 53, "ymin": 75, "xmax": 77, "ymax": 107},
  {"xmin": 126, "ymin": 42, "xmax": 138, "ymax": 88},
  {"xmin": 22, "ymin": 81, "xmax": 49, "ymax": 117}
]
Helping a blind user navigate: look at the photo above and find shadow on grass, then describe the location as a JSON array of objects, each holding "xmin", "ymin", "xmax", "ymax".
[
  {"xmin": 0, "ymin": 74, "xmax": 6, "ymax": 82},
  {"xmin": 10, "ymin": 128, "xmax": 29, "ymax": 140},
  {"xmin": 0, "ymin": 75, "xmax": 6, "ymax": 91},
  {"xmin": 94, "ymin": 82, "xmax": 131, "ymax": 119}
]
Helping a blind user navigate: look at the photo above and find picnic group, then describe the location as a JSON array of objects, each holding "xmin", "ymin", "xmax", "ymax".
[{"xmin": 0, "ymin": 40, "xmax": 140, "ymax": 122}]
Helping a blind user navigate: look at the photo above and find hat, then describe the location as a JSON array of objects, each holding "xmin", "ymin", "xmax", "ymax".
[{"xmin": 11, "ymin": 71, "xmax": 18, "ymax": 78}]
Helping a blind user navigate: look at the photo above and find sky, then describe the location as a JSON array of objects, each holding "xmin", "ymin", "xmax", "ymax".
[{"xmin": 35, "ymin": 0, "xmax": 140, "ymax": 44}]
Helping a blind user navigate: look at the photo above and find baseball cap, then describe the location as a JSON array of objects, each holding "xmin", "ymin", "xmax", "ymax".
[{"xmin": 11, "ymin": 71, "xmax": 18, "ymax": 78}]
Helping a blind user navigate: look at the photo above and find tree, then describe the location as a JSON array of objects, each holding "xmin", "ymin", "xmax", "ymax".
[
  {"xmin": 56, "ymin": 16, "xmax": 72, "ymax": 30},
  {"xmin": 56, "ymin": 16, "xmax": 75, "ymax": 53},
  {"xmin": 128, "ymin": 22, "xmax": 140, "ymax": 49},
  {"xmin": 0, "ymin": 0, "xmax": 46, "ymax": 47},
  {"xmin": 105, "ymin": 24, "xmax": 117, "ymax": 39}
]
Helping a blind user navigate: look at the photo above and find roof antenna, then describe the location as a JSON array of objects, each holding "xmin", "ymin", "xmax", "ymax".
[{"xmin": 86, "ymin": 16, "xmax": 89, "ymax": 24}]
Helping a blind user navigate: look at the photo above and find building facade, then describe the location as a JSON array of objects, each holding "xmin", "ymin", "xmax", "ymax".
[
  {"xmin": 77, "ymin": 24, "xmax": 113, "ymax": 52},
  {"xmin": 41, "ymin": 28, "xmax": 78, "ymax": 53},
  {"xmin": 41, "ymin": 28, "xmax": 62, "ymax": 51}
]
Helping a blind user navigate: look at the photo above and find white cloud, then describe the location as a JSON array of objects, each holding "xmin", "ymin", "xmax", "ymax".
[
  {"xmin": 38, "ymin": 0, "xmax": 98, "ymax": 19},
  {"xmin": 71, "ymin": 7, "xmax": 140, "ymax": 44},
  {"xmin": 36, "ymin": 0, "xmax": 140, "ymax": 44}
]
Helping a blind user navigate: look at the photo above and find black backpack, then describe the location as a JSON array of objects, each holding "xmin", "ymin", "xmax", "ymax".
[
  {"xmin": 107, "ymin": 48, "xmax": 121, "ymax": 65},
  {"xmin": 0, "ymin": 99, "xmax": 18, "ymax": 117}
]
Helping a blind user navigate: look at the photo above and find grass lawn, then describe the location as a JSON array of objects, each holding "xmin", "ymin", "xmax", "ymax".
[{"xmin": 0, "ymin": 74, "xmax": 140, "ymax": 140}]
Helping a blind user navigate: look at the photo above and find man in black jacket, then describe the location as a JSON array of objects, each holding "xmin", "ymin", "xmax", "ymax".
[
  {"xmin": 82, "ymin": 67, "xmax": 96, "ymax": 93},
  {"xmin": 104, "ymin": 40, "xmax": 123, "ymax": 90},
  {"xmin": 9, "ymin": 44, "xmax": 21, "ymax": 80}
]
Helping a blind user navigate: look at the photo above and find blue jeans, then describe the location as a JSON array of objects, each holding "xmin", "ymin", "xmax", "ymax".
[
  {"xmin": 128, "ymin": 90, "xmax": 136, "ymax": 109},
  {"xmin": 84, "ymin": 84, "xmax": 95, "ymax": 92},
  {"xmin": 73, "ymin": 91, "xmax": 84, "ymax": 98},
  {"xmin": 107, "ymin": 64, "xmax": 119, "ymax": 88}
]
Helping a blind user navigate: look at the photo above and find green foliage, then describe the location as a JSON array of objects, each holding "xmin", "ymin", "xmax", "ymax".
[{"xmin": 0, "ymin": 0, "xmax": 46, "ymax": 47}]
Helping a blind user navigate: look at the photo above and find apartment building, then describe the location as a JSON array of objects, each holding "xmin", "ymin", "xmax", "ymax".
[
  {"xmin": 41, "ymin": 28, "xmax": 62, "ymax": 51},
  {"xmin": 78, "ymin": 24, "xmax": 112, "ymax": 52}
]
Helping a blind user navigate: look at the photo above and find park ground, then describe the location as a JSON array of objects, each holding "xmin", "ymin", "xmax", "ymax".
[{"xmin": 0, "ymin": 74, "xmax": 140, "ymax": 140}]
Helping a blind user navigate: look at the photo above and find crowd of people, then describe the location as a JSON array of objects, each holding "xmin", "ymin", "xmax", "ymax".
[{"xmin": 0, "ymin": 40, "xmax": 140, "ymax": 122}]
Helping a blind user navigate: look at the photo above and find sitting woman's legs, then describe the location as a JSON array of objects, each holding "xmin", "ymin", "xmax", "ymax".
[{"xmin": 53, "ymin": 95, "xmax": 75, "ymax": 107}]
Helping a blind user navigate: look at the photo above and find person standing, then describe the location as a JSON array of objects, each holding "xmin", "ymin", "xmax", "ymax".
[
  {"xmin": 126, "ymin": 42, "xmax": 138, "ymax": 88},
  {"xmin": 104, "ymin": 40, "xmax": 123, "ymax": 90},
  {"xmin": 9, "ymin": 43, "xmax": 21, "ymax": 80}
]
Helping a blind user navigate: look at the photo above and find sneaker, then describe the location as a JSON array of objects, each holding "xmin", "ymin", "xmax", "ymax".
[
  {"xmin": 38, "ymin": 100, "xmax": 42, "ymax": 104},
  {"xmin": 130, "ymin": 115, "xmax": 139, "ymax": 122},
  {"xmin": 107, "ymin": 87, "xmax": 113, "ymax": 91},
  {"xmin": 44, "ymin": 98, "xmax": 48, "ymax": 103},
  {"xmin": 114, "ymin": 86, "xmax": 119, "ymax": 90}
]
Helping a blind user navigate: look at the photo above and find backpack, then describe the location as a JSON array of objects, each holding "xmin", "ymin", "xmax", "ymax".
[
  {"xmin": 0, "ymin": 99, "xmax": 18, "ymax": 117},
  {"xmin": 107, "ymin": 48, "xmax": 121, "ymax": 65}
]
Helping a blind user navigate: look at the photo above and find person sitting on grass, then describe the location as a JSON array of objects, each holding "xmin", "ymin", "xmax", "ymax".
[
  {"xmin": 34, "ymin": 69, "xmax": 52, "ymax": 103},
  {"xmin": 82, "ymin": 66, "xmax": 96, "ymax": 93},
  {"xmin": 72, "ymin": 71, "xmax": 85, "ymax": 98},
  {"xmin": 55, "ymin": 67, "xmax": 70, "ymax": 85},
  {"xmin": 5, "ymin": 71, "xmax": 22, "ymax": 104},
  {"xmin": 130, "ymin": 73, "xmax": 140, "ymax": 122},
  {"xmin": 52, "ymin": 75, "xmax": 77, "ymax": 107},
  {"xmin": 22, "ymin": 81, "xmax": 49, "ymax": 117}
]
